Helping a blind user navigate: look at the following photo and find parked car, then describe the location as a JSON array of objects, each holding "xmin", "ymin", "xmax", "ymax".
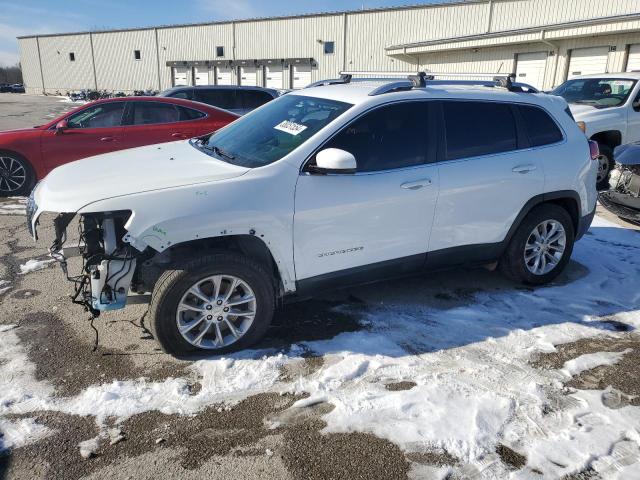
[
  {"xmin": 0, "ymin": 84, "xmax": 13, "ymax": 93},
  {"xmin": 28, "ymin": 72, "xmax": 598, "ymax": 355},
  {"xmin": 160, "ymin": 85, "xmax": 280, "ymax": 116},
  {"xmin": 11, "ymin": 84, "xmax": 25, "ymax": 93},
  {"xmin": 0, "ymin": 96, "xmax": 238, "ymax": 195},
  {"xmin": 550, "ymin": 72, "xmax": 640, "ymax": 189},
  {"xmin": 599, "ymin": 142, "xmax": 640, "ymax": 224}
]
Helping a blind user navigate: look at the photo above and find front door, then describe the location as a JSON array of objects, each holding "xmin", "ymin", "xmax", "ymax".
[
  {"xmin": 41, "ymin": 101, "xmax": 126, "ymax": 171},
  {"xmin": 294, "ymin": 101, "xmax": 439, "ymax": 282}
]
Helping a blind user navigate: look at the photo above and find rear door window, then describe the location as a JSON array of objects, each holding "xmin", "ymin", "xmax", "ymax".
[
  {"xmin": 132, "ymin": 102, "xmax": 181, "ymax": 125},
  {"xmin": 443, "ymin": 101, "xmax": 518, "ymax": 160},
  {"xmin": 238, "ymin": 90, "xmax": 274, "ymax": 110},
  {"xmin": 167, "ymin": 89, "xmax": 193, "ymax": 100},
  {"xmin": 194, "ymin": 89, "xmax": 236, "ymax": 110},
  {"xmin": 518, "ymin": 105, "xmax": 563, "ymax": 146}
]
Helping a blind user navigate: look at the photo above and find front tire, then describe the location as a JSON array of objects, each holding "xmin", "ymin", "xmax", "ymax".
[
  {"xmin": 595, "ymin": 144, "xmax": 613, "ymax": 190},
  {"xmin": 499, "ymin": 204, "xmax": 575, "ymax": 285},
  {"xmin": 0, "ymin": 152, "xmax": 35, "ymax": 197},
  {"xmin": 148, "ymin": 253, "xmax": 275, "ymax": 356}
]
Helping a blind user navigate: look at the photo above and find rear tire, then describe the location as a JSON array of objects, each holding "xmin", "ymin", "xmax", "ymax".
[
  {"xmin": 499, "ymin": 204, "xmax": 575, "ymax": 285},
  {"xmin": 0, "ymin": 151, "xmax": 35, "ymax": 197},
  {"xmin": 148, "ymin": 252, "xmax": 275, "ymax": 356},
  {"xmin": 596, "ymin": 144, "xmax": 613, "ymax": 190}
]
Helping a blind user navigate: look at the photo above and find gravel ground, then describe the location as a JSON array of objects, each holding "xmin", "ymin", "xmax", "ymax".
[{"xmin": 1, "ymin": 93, "xmax": 639, "ymax": 479}]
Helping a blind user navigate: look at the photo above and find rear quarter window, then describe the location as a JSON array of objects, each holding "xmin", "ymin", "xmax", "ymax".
[{"xmin": 518, "ymin": 105, "xmax": 564, "ymax": 147}]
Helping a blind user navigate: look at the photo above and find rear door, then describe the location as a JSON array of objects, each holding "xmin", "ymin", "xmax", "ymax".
[
  {"xmin": 120, "ymin": 101, "xmax": 201, "ymax": 147},
  {"xmin": 428, "ymin": 100, "xmax": 545, "ymax": 258},
  {"xmin": 40, "ymin": 101, "xmax": 126, "ymax": 170}
]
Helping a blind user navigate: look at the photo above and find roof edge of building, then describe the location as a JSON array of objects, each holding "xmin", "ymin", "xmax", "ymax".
[
  {"xmin": 16, "ymin": 0, "xmax": 487, "ymax": 40},
  {"xmin": 386, "ymin": 11, "xmax": 640, "ymax": 52}
]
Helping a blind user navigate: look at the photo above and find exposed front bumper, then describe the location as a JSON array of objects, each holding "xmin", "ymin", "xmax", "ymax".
[{"xmin": 599, "ymin": 190, "xmax": 640, "ymax": 223}]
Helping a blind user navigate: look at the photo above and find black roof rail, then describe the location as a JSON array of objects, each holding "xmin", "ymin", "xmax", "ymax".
[{"xmin": 306, "ymin": 71, "xmax": 539, "ymax": 94}]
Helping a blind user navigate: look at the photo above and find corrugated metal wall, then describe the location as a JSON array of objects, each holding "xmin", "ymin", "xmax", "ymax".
[
  {"xmin": 15, "ymin": 0, "xmax": 640, "ymax": 94},
  {"xmin": 38, "ymin": 34, "xmax": 94, "ymax": 93},
  {"xmin": 93, "ymin": 30, "xmax": 159, "ymax": 92},
  {"xmin": 17, "ymin": 37, "xmax": 43, "ymax": 94},
  {"xmin": 157, "ymin": 24, "xmax": 234, "ymax": 89}
]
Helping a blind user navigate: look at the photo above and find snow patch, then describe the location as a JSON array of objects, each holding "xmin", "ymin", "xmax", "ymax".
[
  {"xmin": 19, "ymin": 258, "xmax": 55, "ymax": 274},
  {"xmin": 0, "ymin": 417, "xmax": 51, "ymax": 451},
  {"xmin": 560, "ymin": 349, "xmax": 632, "ymax": 378},
  {"xmin": 1, "ymin": 216, "xmax": 640, "ymax": 477}
]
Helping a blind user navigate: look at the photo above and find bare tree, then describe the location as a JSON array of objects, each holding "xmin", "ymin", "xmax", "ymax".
[{"xmin": 0, "ymin": 63, "xmax": 23, "ymax": 84}]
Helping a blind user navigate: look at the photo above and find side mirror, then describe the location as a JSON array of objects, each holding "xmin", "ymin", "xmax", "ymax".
[
  {"xmin": 633, "ymin": 100, "xmax": 640, "ymax": 112},
  {"xmin": 309, "ymin": 148, "xmax": 357, "ymax": 174},
  {"xmin": 55, "ymin": 119, "xmax": 68, "ymax": 135}
]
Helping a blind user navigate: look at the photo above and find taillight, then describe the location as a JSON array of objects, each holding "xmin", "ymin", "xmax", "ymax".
[
  {"xmin": 577, "ymin": 121, "xmax": 586, "ymax": 133},
  {"xmin": 588, "ymin": 140, "xmax": 600, "ymax": 160}
]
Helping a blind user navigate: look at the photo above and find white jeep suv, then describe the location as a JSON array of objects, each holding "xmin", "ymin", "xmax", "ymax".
[
  {"xmin": 28, "ymin": 72, "xmax": 599, "ymax": 355},
  {"xmin": 550, "ymin": 72, "xmax": 640, "ymax": 188}
]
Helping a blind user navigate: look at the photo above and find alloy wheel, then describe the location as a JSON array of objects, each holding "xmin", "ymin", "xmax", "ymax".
[
  {"xmin": 596, "ymin": 154, "xmax": 610, "ymax": 184},
  {"xmin": 0, "ymin": 156, "xmax": 26, "ymax": 194},
  {"xmin": 175, "ymin": 274, "xmax": 257, "ymax": 349},
  {"xmin": 524, "ymin": 220, "xmax": 566, "ymax": 276}
]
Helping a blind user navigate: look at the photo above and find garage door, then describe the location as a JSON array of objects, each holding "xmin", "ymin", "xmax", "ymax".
[
  {"xmin": 216, "ymin": 66, "xmax": 233, "ymax": 85},
  {"xmin": 515, "ymin": 52, "xmax": 547, "ymax": 90},
  {"xmin": 292, "ymin": 65, "xmax": 312, "ymax": 89},
  {"xmin": 626, "ymin": 44, "xmax": 640, "ymax": 71},
  {"xmin": 239, "ymin": 66, "xmax": 258, "ymax": 86},
  {"xmin": 193, "ymin": 67, "xmax": 210, "ymax": 86},
  {"xmin": 173, "ymin": 67, "xmax": 188, "ymax": 86},
  {"xmin": 265, "ymin": 65, "xmax": 284, "ymax": 89},
  {"xmin": 568, "ymin": 46, "xmax": 609, "ymax": 79}
]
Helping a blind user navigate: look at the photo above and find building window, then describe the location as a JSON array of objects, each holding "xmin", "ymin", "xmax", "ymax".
[
  {"xmin": 324, "ymin": 41, "xmax": 335, "ymax": 54},
  {"xmin": 216, "ymin": 46, "xmax": 224, "ymax": 57},
  {"xmin": 69, "ymin": 52, "xmax": 75, "ymax": 61},
  {"xmin": 134, "ymin": 50, "xmax": 141, "ymax": 60}
]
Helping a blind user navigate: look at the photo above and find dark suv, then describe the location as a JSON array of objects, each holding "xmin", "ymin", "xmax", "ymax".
[{"xmin": 160, "ymin": 85, "xmax": 281, "ymax": 116}]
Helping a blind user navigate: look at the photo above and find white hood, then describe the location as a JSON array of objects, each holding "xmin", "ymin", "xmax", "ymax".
[
  {"xmin": 34, "ymin": 140, "xmax": 249, "ymax": 213},
  {"xmin": 567, "ymin": 103, "xmax": 598, "ymax": 119}
]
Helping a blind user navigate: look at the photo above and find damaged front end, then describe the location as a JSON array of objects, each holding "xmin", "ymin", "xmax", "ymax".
[
  {"xmin": 49, "ymin": 211, "xmax": 138, "ymax": 315},
  {"xmin": 599, "ymin": 144, "xmax": 640, "ymax": 224}
]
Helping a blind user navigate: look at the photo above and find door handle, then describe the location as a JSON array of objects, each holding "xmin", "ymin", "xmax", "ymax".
[
  {"xmin": 512, "ymin": 164, "xmax": 536, "ymax": 174},
  {"xmin": 171, "ymin": 132, "xmax": 188, "ymax": 138},
  {"xmin": 100, "ymin": 136, "xmax": 115, "ymax": 142},
  {"xmin": 401, "ymin": 179, "xmax": 432, "ymax": 190}
]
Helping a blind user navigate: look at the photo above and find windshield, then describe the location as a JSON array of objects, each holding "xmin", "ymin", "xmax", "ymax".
[
  {"xmin": 194, "ymin": 94, "xmax": 352, "ymax": 168},
  {"xmin": 551, "ymin": 78, "xmax": 637, "ymax": 109}
]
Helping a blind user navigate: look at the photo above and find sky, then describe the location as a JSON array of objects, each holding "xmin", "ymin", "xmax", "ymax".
[{"xmin": 0, "ymin": 0, "xmax": 446, "ymax": 67}]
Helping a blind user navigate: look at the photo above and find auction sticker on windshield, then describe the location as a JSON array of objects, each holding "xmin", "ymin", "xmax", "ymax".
[{"xmin": 274, "ymin": 120, "xmax": 308, "ymax": 136}]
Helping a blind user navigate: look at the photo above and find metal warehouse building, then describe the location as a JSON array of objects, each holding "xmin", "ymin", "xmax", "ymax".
[{"xmin": 17, "ymin": 0, "xmax": 640, "ymax": 95}]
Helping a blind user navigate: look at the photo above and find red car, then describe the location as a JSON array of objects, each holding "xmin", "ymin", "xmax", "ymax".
[{"xmin": 0, "ymin": 96, "xmax": 239, "ymax": 196}]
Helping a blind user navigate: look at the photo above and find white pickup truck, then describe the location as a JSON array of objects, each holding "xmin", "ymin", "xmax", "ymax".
[{"xmin": 550, "ymin": 72, "xmax": 640, "ymax": 188}]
